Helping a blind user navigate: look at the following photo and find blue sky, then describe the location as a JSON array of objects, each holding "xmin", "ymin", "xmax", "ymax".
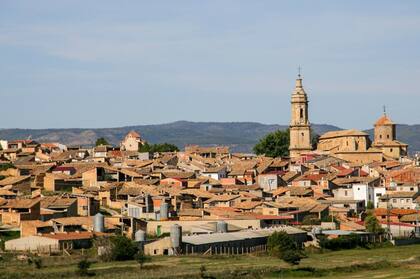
[{"xmin": 1, "ymin": 1, "xmax": 419, "ymax": 129}]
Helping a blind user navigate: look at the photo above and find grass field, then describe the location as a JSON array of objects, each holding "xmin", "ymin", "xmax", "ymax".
[{"xmin": 1, "ymin": 244, "xmax": 420, "ymax": 278}]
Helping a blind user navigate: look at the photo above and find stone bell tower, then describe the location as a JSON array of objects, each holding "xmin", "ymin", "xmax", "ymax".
[{"xmin": 289, "ymin": 73, "xmax": 312, "ymax": 158}]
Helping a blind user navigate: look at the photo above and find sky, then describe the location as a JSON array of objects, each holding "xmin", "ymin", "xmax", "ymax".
[{"xmin": 1, "ymin": 1, "xmax": 420, "ymax": 130}]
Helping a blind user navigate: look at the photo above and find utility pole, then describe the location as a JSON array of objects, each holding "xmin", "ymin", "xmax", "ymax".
[
  {"xmin": 386, "ymin": 195, "xmax": 392, "ymax": 240},
  {"xmin": 416, "ymin": 203, "xmax": 419, "ymax": 237}
]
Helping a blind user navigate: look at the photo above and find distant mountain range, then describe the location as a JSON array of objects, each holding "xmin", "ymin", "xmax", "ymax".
[{"xmin": 0, "ymin": 121, "xmax": 419, "ymax": 153}]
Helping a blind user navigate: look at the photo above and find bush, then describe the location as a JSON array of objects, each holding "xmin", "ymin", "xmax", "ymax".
[
  {"xmin": 95, "ymin": 137, "xmax": 109, "ymax": 146},
  {"xmin": 302, "ymin": 215, "xmax": 321, "ymax": 226},
  {"xmin": 267, "ymin": 231, "xmax": 304, "ymax": 265},
  {"xmin": 33, "ymin": 257, "xmax": 43, "ymax": 269},
  {"xmin": 135, "ymin": 249, "xmax": 151, "ymax": 269},
  {"xmin": 110, "ymin": 235, "xmax": 138, "ymax": 261},
  {"xmin": 27, "ymin": 255, "xmax": 42, "ymax": 269},
  {"xmin": 268, "ymin": 231, "xmax": 297, "ymax": 257},
  {"xmin": 364, "ymin": 215, "xmax": 384, "ymax": 233},
  {"xmin": 77, "ymin": 258, "xmax": 93, "ymax": 276},
  {"xmin": 319, "ymin": 234, "xmax": 366, "ymax": 251},
  {"xmin": 139, "ymin": 142, "xmax": 179, "ymax": 153},
  {"xmin": 282, "ymin": 250, "xmax": 302, "ymax": 265}
]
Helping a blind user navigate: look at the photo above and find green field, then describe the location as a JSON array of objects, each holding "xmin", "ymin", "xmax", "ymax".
[{"xmin": 1, "ymin": 244, "xmax": 420, "ymax": 278}]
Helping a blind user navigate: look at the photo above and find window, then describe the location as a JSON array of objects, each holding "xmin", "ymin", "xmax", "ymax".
[
  {"xmin": 387, "ymin": 135, "xmax": 390, "ymax": 139},
  {"xmin": 407, "ymin": 199, "xmax": 410, "ymax": 203},
  {"xmin": 393, "ymin": 199, "xmax": 397, "ymax": 203},
  {"xmin": 300, "ymin": 108, "xmax": 303, "ymax": 118},
  {"xmin": 380, "ymin": 135, "xmax": 382, "ymax": 139},
  {"xmin": 344, "ymin": 190, "xmax": 348, "ymax": 196},
  {"xmin": 390, "ymin": 148, "xmax": 393, "ymax": 152}
]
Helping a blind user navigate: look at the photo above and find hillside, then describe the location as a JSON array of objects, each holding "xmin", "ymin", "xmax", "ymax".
[{"xmin": 0, "ymin": 121, "xmax": 419, "ymax": 153}]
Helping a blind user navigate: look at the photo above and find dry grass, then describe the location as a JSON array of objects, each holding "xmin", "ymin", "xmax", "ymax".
[{"xmin": 2, "ymin": 244, "xmax": 420, "ymax": 278}]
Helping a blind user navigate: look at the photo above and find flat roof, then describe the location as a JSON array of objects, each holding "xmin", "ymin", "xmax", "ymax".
[{"xmin": 182, "ymin": 226, "xmax": 306, "ymax": 245}]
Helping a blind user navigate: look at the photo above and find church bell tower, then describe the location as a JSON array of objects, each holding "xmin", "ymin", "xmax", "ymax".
[{"xmin": 289, "ymin": 72, "xmax": 312, "ymax": 158}]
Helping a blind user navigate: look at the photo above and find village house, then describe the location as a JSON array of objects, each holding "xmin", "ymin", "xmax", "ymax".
[
  {"xmin": 0, "ymin": 198, "xmax": 41, "ymax": 226},
  {"xmin": 120, "ymin": 131, "xmax": 145, "ymax": 152}
]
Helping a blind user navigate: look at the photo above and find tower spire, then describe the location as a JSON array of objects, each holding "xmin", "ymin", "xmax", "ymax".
[{"xmin": 295, "ymin": 66, "xmax": 303, "ymax": 88}]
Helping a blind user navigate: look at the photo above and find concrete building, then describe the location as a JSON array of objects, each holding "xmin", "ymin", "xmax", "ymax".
[
  {"xmin": 144, "ymin": 226, "xmax": 307, "ymax": 256},
  {"xmin": 352, "ymin": 184, "xmax": 386, "ymax": 208},
  {"xmin": 378, "ymin": 192, "xmax": 420, "ymax": 209},
  {"xmin": 289, "ymin": 74, "xmax": 312, "ymax": 158}
]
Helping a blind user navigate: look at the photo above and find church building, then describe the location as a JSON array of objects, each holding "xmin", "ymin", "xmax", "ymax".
[
  {"xmin": 288, "ymin": 74, "xmax": 408, "ymax": 163},
  {"xmin": 288, "ymin": 74, "xmax": 312, "ymax": 158},
  {"xmin": 372, "ymin": 113, "xmax": 408, "ymax": 159}
]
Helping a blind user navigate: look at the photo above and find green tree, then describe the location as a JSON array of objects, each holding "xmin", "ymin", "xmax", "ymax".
[
  {"xmin": 311, "ymin": 132, "xmax": 320, "ymax": 149},
  {"xmin": 364, "ymin": 215, "xmax": 384, "ymax": 233},
  {"xmin": 95, "ymin": 137, "xmax": 109, "ymax": 146},
  {"xmin": 253, "ymin": 130, "xmax": 290, "ymax": 157},
  {"xmin": 267, "ymin": 231, "xmax": 303, "ymax": 265},
  {"xmin": 110, "ymin": 235, "xmax": 138, "ymax": 261},
  {"xmin": 139, "ymin": 142, "xmax": 179, "ymax": 153},
  {"xmin": 366, "ymin": 201, "xmax": 374, "ymax": 210}
]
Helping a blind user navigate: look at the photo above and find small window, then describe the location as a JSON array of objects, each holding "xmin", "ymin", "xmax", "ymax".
[
  {"xmin": 380, "ymin": 135, "xmax": 382, "ymax": 139},
  {"xmin": 390, "ymin": 148, "xmax": 393, "ymax": 152},
  {"xmin": 387, "ymin": 135, "xmax": 390, "ymax": 139},
  {"xmin": 300, "ymin": 108, "xmax": 303, "ymax": 118}
]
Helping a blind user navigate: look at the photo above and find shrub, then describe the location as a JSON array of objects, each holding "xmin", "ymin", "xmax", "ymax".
[
  {"xmin": 135, "ymin": 249, "xmax": 151, "ymax": 269},
  {"xmin": 33, "ymin": 257, "xmax": 43, "ymax": 269},
  {"xmin": 268, "ymin": 231, "xmax": 297, "ymax": 257},
  {"xmin": 110, "ymin": 235, "xmax": 138, "ymax": 261},
  {"xmin": 319, "ymin": 234, "xmax": 366, "ymax": 251},
  {"xmin": 95, "ymin": 137, "xmax": 109, "ymax": 146},
  {"xmin": 268, "ymin": 231, "xmax": 304, "ymax": 265},
  {"xmin": 282, "ymin": 250, "xmax": 302, "ymax": 265},
  {"xmin": 364, "ymin": 215, "xmax": 384, "ymax": 233},
  {"xmin": 77, "ymin": 258, "xmax": 92, "ymax": 276}
]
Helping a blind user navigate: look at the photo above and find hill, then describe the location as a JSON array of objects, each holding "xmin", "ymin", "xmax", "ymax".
[{"xmin": 0, "ymin": 121, "xmax": 419, "ymax": 153}]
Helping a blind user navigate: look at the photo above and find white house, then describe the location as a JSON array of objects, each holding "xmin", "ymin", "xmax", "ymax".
[
  {"xmin": 352, "ymin": 184, "xmax": 386, "ymax": 208},
  {"xmin": 201, "ymin": 166, "xmax": 227, "ymax": 180},
  {"xmin": 0, "ymin": 140, "xmax": 7, "ymax": 150}
]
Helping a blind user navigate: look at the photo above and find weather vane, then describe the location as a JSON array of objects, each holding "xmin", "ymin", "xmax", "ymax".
[
  {"xmin": 383, "ymin": 105, "xmax": 386, "ymax": 116},
  {"xmin": 298, "ymin": 66, "xmax": 302, "ymax": 78}
]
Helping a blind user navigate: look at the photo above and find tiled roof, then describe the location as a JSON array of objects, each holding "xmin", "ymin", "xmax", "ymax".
[{"xmin": 320, "ymin": 129, "xmax": 368, "ymax": 140}]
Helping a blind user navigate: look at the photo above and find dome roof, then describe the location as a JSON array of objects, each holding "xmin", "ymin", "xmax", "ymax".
[{"xmin": 375, "ymin": 115, "xmax": 394, "ymax": 126}]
